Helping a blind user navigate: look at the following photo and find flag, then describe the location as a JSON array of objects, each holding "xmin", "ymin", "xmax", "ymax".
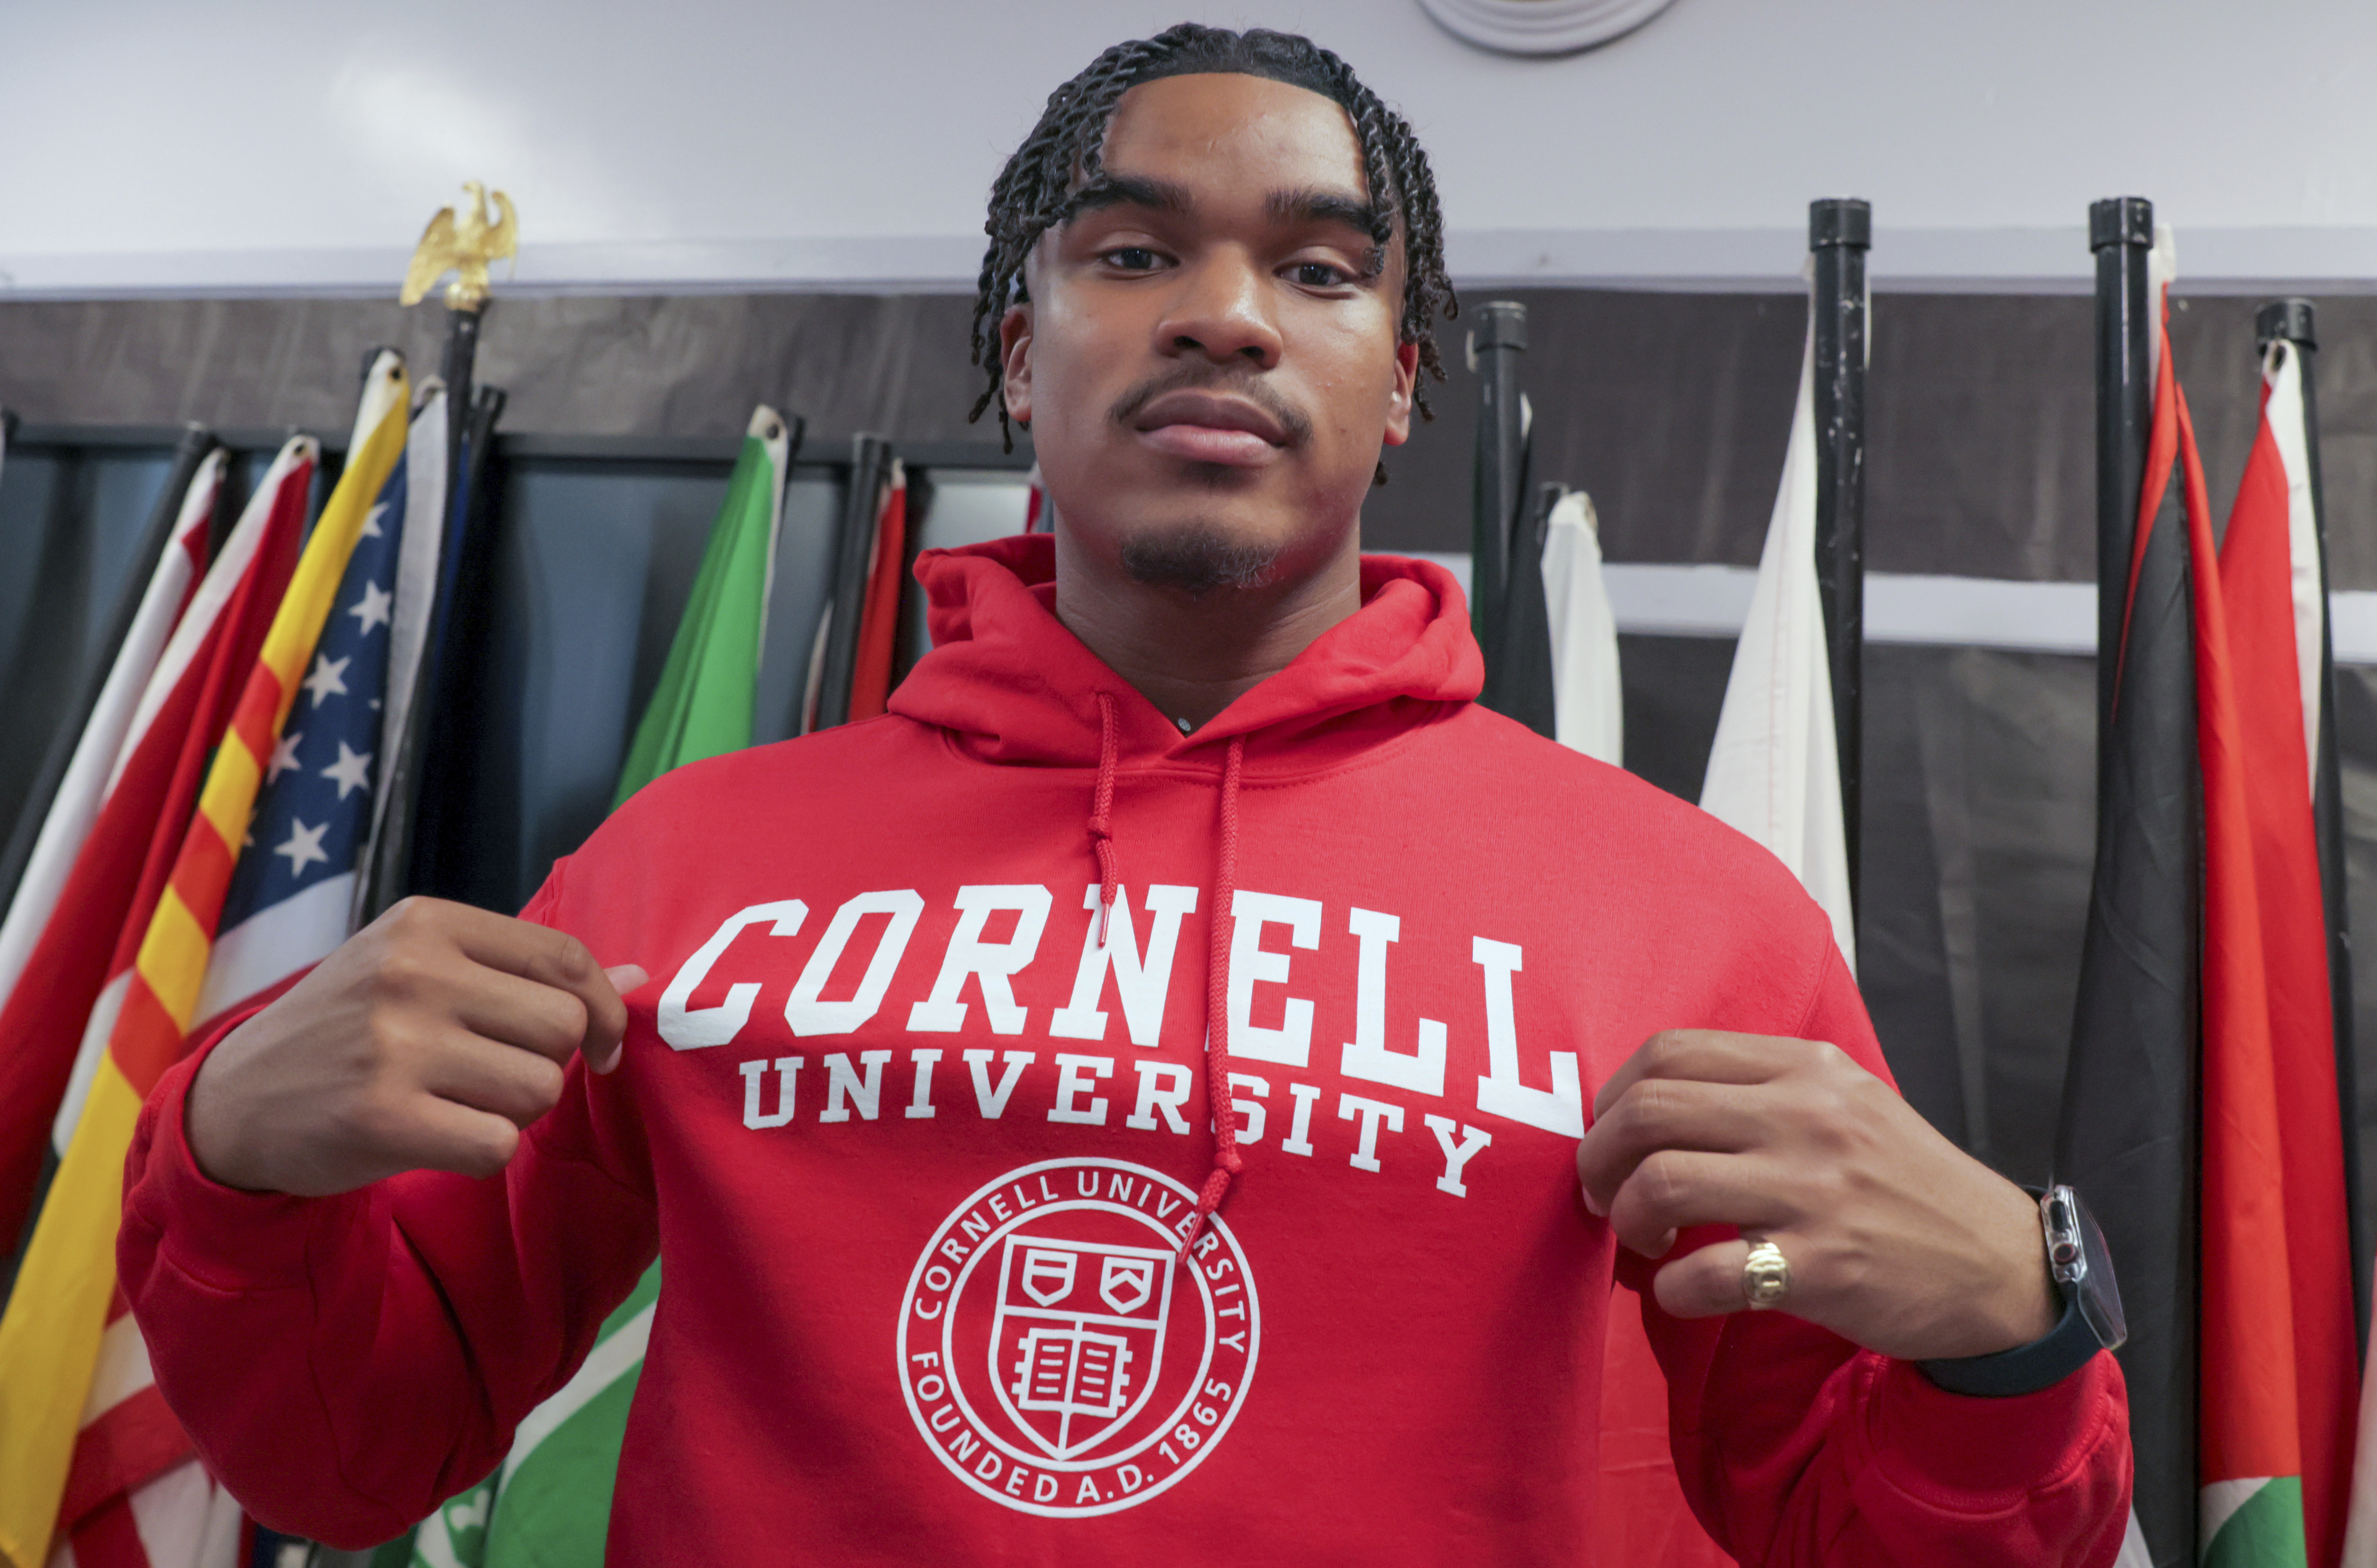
[
  {"xmin": 2162, "ymin": 300, "xmax": 2312, "ymax": 1568},
  {"xmin": 1594, "ymin": 316, "xmax": 1857, "ymax": 1568},
  {"xmin": 0, "ymin": 443, "xmax": 291, "ymax": 1262},
  {"xmin": 351, "ymin": 382, "xmax": 451, "ymax": 929},
  {"xmin": 847, "ymin": 459, "xmax": 909, "ymax": 722},
  {"xmin": 0, "ymin": 354, "xmax": 409, "ymax": 1568},
  {"xmin": 194, "ymin": 385, "xmax": 435, "ymax": 1032},
  {"xmin": 803, "ymin": 436, "xmax": 891, "ymax": 735},
  {"xmin": 387, "ymin": 381, "xmax": 505, "ymax": 910},
  {"xmin": 0, "ymin": 430, "xmax": 218, "ymax": 931},
  {"xmin": 1699, "ymin": 318, "xmax": 1856, "ymax": 973},
  {"xmin": 1470, "ymin": 354, "xmax": 1557, "ymax": 737},
  {"xmin": 1540, "ymin": 489, "xmax": 1622, "ymax": 765},
  {"xmin": 1024, "ymin": 464, "xmax": 1051, "ymax": 533},
  {"xmin": 418, "ymin": 406, "xmax": 789, "ymax": 1568},
  {"xmin": 172, "ymin": 381, "xmax": 440, "ymax": 1568},
  {"xmin": 0, "ymin": 442, "xmax": 222, "ymax": 1045},
  {"xmin": 2214, "ymin": 326, "xmax": 2357, "ymax": 1565},
  {"xmin": 614, "ymin": 406, "xmax": 790, "ymax": 804},
  {"xmin": 2058, "ymin": 230, "xmax": 2201, "ymax": 1568},
  {"xmin": 1480, "ymin": 476, "xmax": 1560, "ymax": 739}
]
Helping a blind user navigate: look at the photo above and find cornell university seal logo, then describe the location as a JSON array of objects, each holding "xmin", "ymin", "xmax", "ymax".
[{"xmin": 896, "ymin": 1158, "xmax": 1260, "ymax": 1516}]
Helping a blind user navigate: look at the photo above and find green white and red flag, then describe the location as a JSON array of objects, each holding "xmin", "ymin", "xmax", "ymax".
[
  {"xmin": 2217, "ymin": 329, "xmax": 2357, "ymax": 1568},
  {"xmin": 2142, "ymin": 278, "xmax": 2311, "ymax": 1568}
]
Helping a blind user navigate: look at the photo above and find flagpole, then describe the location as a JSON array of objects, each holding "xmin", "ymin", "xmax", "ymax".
[
  {"xmin": 813, "ymin": 434, "xmax": 893, "ymax": 731},
  {"xmin": 365, "ymin": 184, "xmax": 516, "ymax": 912},
  {"xmin": 442, "ymin": 309, "xmax": 484, "ymax": 484},
  {"xmin": 1480, "ymin": 479, "xmax": 1562, "ymax": 737},
  {"xmin": 2259, "ymin": 297, "xmax": 2367, "ymax": 1355},
  {"xmin": 2091, "ymin": 197, "xmax": 2156, "ymax": 774},
  {"xmin": 2064, "ymin": 192, "xmax": 2200, "ymax": 1567},
  {"xmin": 1468, "ymin": 301, "xmax": 1528, "ymax": 655},
  {"xmin": 1809, "ymin": 199, "xmax": 1869, "ymax": 911}
]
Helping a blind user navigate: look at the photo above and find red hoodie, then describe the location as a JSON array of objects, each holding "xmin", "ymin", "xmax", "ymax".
[{"xmin": 121, "ymin": 538, "xmax": 2128, "ymax": 1565}]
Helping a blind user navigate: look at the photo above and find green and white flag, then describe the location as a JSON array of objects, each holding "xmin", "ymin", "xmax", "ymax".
[{"xmin": 409, "ymin": 405, "xmax": 791, "ymax": 1568}]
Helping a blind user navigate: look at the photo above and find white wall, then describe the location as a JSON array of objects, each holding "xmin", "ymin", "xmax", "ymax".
[{"xmin": 7, "ymin": 0, "xmax": 2377, "ymax": 297}]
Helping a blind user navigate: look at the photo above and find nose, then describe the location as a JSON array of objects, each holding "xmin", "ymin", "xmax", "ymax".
[{"xmin": 1154, "ymin": 249, "xmax": 1282, "ymax": 371}]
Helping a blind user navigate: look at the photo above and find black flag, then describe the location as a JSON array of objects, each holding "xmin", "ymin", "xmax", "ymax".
[{"xmin": 2054, "ymin": 197, "xmax": 2197, "ymax": 1568}]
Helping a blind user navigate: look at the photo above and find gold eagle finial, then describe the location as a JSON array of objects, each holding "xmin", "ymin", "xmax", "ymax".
[{"xmin": 400, "ymin": 181, "xmax": 518, "ymax": 312}]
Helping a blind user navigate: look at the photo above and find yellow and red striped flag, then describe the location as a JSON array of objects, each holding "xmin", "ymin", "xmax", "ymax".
[
  {"xmin": 0, "ymin": 434, "xmax": 312, "ymax": 1568},
  {"xmin": 0, "ymin": 352, "xmax": 410, "ymax": 1568}
]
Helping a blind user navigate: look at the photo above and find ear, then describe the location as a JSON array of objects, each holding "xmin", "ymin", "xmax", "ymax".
[
  {"xmin": 999, "ymin": 302, "xmax": 1035, "ymax": 428},
  {"xmin": 1381, "ymin": 340, "xmax": 1420, "ymax": 447}
]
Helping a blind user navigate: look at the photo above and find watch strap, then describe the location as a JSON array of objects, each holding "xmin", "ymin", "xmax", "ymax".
[{"xmin": 1916, "ymin": 1282, "xmax": 2100, "ymax": 1398}]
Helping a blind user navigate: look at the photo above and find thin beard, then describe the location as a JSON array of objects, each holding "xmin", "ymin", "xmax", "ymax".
[{"xmin": 1119, "ymin": 526, "xmax": 1282, "ymax": 595}]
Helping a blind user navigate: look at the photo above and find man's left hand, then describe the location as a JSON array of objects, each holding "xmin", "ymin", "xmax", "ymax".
[{"xmin": 1574, "ymin": 1029, "xmax": 2058, "ymax": 1362}]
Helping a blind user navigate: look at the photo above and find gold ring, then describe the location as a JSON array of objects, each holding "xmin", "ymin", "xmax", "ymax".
[{"xmin": 1742, "ymin": 1239, "xmax": 1791, "ymax": 1309}]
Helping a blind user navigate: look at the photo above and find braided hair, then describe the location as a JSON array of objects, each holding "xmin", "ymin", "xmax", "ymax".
[{"xmin": 967, "ymin": 24, "xmax": 1458, "ymax": 458}]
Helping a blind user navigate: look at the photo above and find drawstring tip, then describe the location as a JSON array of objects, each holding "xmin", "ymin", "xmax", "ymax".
[{"xmin": 1180, "ymin": 1165, "xmax": 1235, "ymax": 1256}]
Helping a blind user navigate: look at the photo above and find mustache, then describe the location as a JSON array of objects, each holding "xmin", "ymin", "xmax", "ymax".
[{"xmin": 1107, "ymin": 365, "xmax": 1314, "ymax": 449}]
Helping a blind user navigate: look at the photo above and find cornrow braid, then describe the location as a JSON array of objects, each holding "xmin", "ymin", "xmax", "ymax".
[{"xmin": 966, "ymin": 24, "xmax": 1458, "ymax": 461}]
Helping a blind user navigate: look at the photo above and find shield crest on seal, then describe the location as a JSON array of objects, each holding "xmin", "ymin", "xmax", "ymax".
[{"xmin": 989, "ymin": 1232, "xmax": 1176, "ymax": 1460}]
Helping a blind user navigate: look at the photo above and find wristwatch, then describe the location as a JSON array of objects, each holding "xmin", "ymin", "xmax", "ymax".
[{"xmin": 1917, "ymin": 1184, "xmax": 2127, "ymax": 1399}]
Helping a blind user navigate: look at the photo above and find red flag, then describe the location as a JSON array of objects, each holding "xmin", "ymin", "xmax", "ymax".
[
  {"xmin": 847, "ymin": 461, "xmax": 910, "ymax": 722},
  {"xmin": 2218, "ymin": 338, "xmax": 2358, "ymax": 1566},
  {"xmin": 2157, "ymin": 299, "xmax": 2312, "ymax": 1564},
  {"xmin": 0, "ymin": 441, "xmax": 312, "ymax": 1249}
]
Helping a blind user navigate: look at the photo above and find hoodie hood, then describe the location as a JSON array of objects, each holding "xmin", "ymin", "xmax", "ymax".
[{"xmin": 888, "ymin": 533, "xmax": 1482, "ymax": 769}]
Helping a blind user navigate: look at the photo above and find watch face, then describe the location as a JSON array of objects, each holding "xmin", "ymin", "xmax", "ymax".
[{"xmin": 2073, "ymin": 1199, "xmax": 2128, "ymax": 1351}]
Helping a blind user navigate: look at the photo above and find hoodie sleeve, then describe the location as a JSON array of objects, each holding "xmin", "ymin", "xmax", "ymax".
[
  {"xmin": 116, "ymin": 864, "xmax": 658, "ymax": 1548},
  {"xmin": 1616, "ymin": 941, "xmax": 2133, "ymax": 1568}
]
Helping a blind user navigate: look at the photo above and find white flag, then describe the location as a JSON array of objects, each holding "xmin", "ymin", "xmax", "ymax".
[
  {"xmin": 1699, "ymin": 324, "xmax": 1856, "ymax": 973},
  {"xmin": 1540, "ymin": 489, "xmax": 1622, "ymax": 766},
  {"xmin": 0, "ymin": 450, "xmax": 225, "ymax": 1013}
]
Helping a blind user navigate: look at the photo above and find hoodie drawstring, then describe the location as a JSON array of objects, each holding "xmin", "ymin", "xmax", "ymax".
[
  {"xmin": 1085, "ymin": 696, "xmax": 1244, "ymax": 1255},
  {"xmin": 1089, "ymin": 692, "xmax": 1123, "ymax": 945},
  {"xmin": 1184, "ymin": 735, "xmax": 1246, "ymax": 1254}
]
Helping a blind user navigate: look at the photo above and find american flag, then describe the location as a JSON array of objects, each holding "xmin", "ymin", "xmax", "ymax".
[{"xmin": 194, "ymin": 440, "xmax": 411, "ymax": 1030}]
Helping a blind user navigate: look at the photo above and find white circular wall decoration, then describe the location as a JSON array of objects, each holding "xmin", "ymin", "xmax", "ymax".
[{"xmin": 1415, "ymin": 0, "xmax": 1681, "ymax": 55}]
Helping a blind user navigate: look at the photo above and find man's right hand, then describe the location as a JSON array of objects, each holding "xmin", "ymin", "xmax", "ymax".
[{"xmin": 185, "ymin": 897, "xmax": 647, "ymax": 1197}]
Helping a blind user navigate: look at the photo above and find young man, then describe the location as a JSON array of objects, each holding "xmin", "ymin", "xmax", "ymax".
[{"xmin": 124, "ymin": 26, "xmax": 2130, "ymax": 1565}]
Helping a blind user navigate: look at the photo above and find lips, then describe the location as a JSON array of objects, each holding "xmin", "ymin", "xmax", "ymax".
[{"xmin": 1132, "ymin": 389, "xmax": 1290, "ymax": 467}]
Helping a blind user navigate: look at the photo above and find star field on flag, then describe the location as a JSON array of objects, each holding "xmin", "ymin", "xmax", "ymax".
[{"xmin": 215, "ymin": 464, "xmax": 408, "ymax": 938}]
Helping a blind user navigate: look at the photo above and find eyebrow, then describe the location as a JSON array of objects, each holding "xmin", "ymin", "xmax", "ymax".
[
  {"xmin": 1266, "ymin": 186, "xmax": 1386, "ymax": 241},
  {"xmin": 1066, "ymin": 172, "xmax": 1196, "ymax": 219}
]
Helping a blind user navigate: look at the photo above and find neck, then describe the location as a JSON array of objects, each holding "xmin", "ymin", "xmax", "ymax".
[{"xmin": 1050, "ymin": 524, "xmax": 1363, "ymax": 730}]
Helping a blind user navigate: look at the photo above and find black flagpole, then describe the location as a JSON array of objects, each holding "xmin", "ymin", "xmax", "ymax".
[
  {"xmin": 441, "ymin": 308, "xmax": 484, "ymax": 493},
  {"xmin": 1468, "ymin": 302, "xmax": 1528, "ymax": 658},
  {"xmin": 2059, "ymin": 194, "xmax": 2198, "ymax": 1568},
  {"xmin": 2258, "ymin": 297, "xmax": 2366, "ymax": 1353},
  {"xmin": 1479, "ymin": 479, "xmax": 1561, "ymax": 738},
  {"xmin": 2092, "ymin": 198, "xmax": 2156, "ymax": 789},
  {"xmin": 1809, "ymin": 199, "xmax": 1869, "ymax": 913},
  {"xmin": 812, "ymin": 434, "xmax": 892, "ymax": 732},
  {"xmin": 0, "ymin": 423, "xmax": 216, "ymax": 921}
]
